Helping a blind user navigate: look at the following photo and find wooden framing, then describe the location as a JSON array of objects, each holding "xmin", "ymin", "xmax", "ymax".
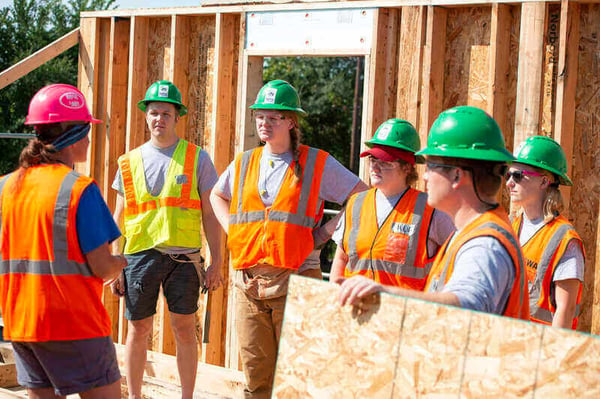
[
  {"xmin": 72, "ymin": 0, "xmax": 600, "ymax": 364},
  {"xmin": 2, "ymin": 0, "xmax": 598, "ymax": 377}
]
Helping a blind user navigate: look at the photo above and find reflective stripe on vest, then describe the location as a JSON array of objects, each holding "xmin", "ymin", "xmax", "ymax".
[
  {"xmin": 0, "ymin": 174, "xmax": 8, "ymax": 238},
  {"xmin": 230, "ymin": 147, "xmax": 321, "ymax": 229},
  {"xmin": 0, "ymin": 171, "xmax": 92, "ymax": 277},
  {"xmin": 119, "ymin": 140, "xmax": 203, "ymax": 253},
  {"xmin": 529, "ymin": 224, "xmax": 574, "ymax": 323},
  {"xmin": 346, "ymin": 190, "xmax": 431, "ymax": 280},
  {"xmin": 121, "ymin": 140, "xmax": 201, "ymax": 217},
  {"xmin": 428, "ymin": 211, "xmax": 528, "ymax": 320}
]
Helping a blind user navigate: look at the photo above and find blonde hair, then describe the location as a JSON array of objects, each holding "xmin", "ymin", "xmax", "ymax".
[
  {"xmin": 542, "ymin": 175, "xmax": 564, "ymax": 223},
  {"xmin": 400, "ymin": 161, "xmax": 418, "ymax": 187}
]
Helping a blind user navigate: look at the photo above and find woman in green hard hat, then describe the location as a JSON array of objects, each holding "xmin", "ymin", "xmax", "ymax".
[
  {"xmin": 210, "ymin": 80, "xmax": 367, "ymax": 398},
  {"xmin": 338, "ymin": 106, "xmax": 529, "ymax": 322},
  {"xmin": 506, "ymin": 136, "xmax": 584, "ymax": 329},
  {"xmin": 330, "ymin": 119, "xmax": 454, "ymax": 291}
]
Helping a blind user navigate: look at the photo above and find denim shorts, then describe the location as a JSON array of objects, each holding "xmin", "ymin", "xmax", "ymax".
[
  {"xmin": 12, "ymin": 336, "xmax": 121, "ymax": 396},
  {"xmin": 124, "ymin": 248, "xmax": 200, "ymax": 320}
]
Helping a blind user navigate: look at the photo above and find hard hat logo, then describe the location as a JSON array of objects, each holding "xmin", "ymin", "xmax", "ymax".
[
  {"xmin": 263, "ymin": 88, "xmax": 277, "ymax": 104},
  {"xmin": 59, "ymin": 92, "xmax": 85, "ymax": 110},
  {"xmin": 158, "ymin": 85, "xmax": 169, "ymax": 98},
  {"xmin": 376, "ymin": 124, "xmax": 392, "ymax": 141}
]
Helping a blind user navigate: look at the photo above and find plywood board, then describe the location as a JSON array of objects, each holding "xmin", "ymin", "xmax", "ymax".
[
  {"xmin": 443, "ymin": 6, "xmax": 491, "ymax": 110},
  {"xmin": 273, "ymin": 275, "xmax": 404, "ymax": 399},
  {"xmin": 394, "ymin": 299, "xmax": 470, "ymax": 398},
  {"xmin": 274, "ymin": 276, "xmax": 600, "ymax": 398},
  {"xmin": 572, "ymin": 4, "xmax": 600, "ymax": 335}
]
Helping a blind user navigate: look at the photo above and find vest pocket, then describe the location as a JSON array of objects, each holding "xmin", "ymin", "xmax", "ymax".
[
  {"xmin": 177, "ymin": 218, "xmax": 200, "ymax": 233},
  {"xmin": 383, "ymin": 232, "xmax": 409, "ymax": 264}
]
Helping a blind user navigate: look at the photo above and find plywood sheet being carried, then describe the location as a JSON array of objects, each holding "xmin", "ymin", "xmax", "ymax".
[{"xmin": 274, "ymin": 276, "xmax": 600, "ymax": 398}]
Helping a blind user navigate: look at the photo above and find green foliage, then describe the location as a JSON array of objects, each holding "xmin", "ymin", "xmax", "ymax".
[
  {"xmin": 0, "ymin": 0, "xmax": 115, "ymax": 175},
  {"xmin": 263, "ymin": 56, "xmax": 362, "ymax": 169}
]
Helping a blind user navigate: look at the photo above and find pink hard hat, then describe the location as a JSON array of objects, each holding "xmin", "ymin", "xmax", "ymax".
[{"xmin": 25, "ymin": 84, "xmax": 102, "ymax": 125}]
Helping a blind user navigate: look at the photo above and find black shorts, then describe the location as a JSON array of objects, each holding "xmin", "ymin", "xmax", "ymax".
[
  {"xmin": 12, "ymin": 336, "xmax": 121, "ymax": 396},
  {"xmin": 123, "ymin": 248, "xmax": 200, "ymax": 320}
]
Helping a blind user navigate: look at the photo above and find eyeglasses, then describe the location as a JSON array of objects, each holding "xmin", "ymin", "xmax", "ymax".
[
  {"xmin": 504, "ymin": 169, "xmax": 544, "ymax": 183},
  {"xmin": 425, "ymin": 162, "xmax": 456, "ymax": 172},
  {"xmin": 368, "ymin": 156, "xmax": 398, "ymax": 170},
  {"xmin": 255, "ymin": 113, "xmax": 286, "ymax": 126}
]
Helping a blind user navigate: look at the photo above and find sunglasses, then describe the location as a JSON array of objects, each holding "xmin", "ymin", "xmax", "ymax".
[
  {"xmin": 504, "ymin": 169, "xmax": 544, "ymax": 183},
  {"xmin": 368, "ymin": 156, "xmax": 398, "ymax": 170}
]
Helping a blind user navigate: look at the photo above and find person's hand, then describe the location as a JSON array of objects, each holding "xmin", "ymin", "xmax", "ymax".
[
  {"xmin": 204, "ymin": 263, "xmax": 224, "ymax": 292},
  {"xmin": 338, "ymin": 275, "xmax": 383, "ymax": 306},
  {"xmin": 110, "ymin": 272, "xmax": 125, "ymax": 297}
]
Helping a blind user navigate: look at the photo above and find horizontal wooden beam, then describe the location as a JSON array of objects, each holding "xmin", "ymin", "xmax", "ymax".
[
  {"xmin": 80, "ymin": 0, "xmax": 569, "ymax": 19},
  {"xmin": 0, "ymin": 28, "xmax": 80, "ymax": 90}
]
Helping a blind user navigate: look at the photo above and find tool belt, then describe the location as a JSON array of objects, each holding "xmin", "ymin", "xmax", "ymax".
[
  {"xmin": 169, "ymin": 251, "xmax": 207, "ymax": 293},
  {"xmin": 234, "ymin": 264, "xmax": 294, "ymax": 300}
]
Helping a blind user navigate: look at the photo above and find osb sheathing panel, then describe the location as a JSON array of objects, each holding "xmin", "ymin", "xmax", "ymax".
[
  {"xmin": 186, "ymin": 17, "xmax": 216, "ymax": 148},
  {"xmin": 443, "ymin": 7, "xmax": 490, "ymax": 110},
  {"xmin": 273, "ymin": 275, "xmax": 405, "ymax": 398},
  {"xmin": 393, "ymin": 298, "xmax": 470, "ymax": 397},
  {"xmin": 572, "ymin": 4, "xmax": 600, "ymax": 334},
  {"xmin": 274, "ymin": 276, "xmax": 600, "ymax": 398}
]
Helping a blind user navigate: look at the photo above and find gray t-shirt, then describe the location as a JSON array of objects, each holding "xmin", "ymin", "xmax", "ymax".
[
  {"xmin": 112, "ymin": 139, "xmax": 217, "ymax": 253},
  {"xmin": 441, "ymin": 235, "xmax": 515, "ymax": 314},
  {"xmin": 518, "ymin": 215, "xmax": 584, "ymax": 282},
  {"xmin": 214, "ymin": 148, "xmax": 361, "ymax": 271},
  {"xmin": 332, "ymin": 188, "xmax": 455, "ymax": 257}
]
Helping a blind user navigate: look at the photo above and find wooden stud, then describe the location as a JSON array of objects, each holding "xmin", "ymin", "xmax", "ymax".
[
  {"xmin": 202, "ymin": 12, "xmax": 240, "ymax": 367},
  {"xmin": 171, "ymin": 15, "xmax": 192, "ymax": 142},
  {"xmin": 396, "ymin": 6, "xmax": 426, "ymax": 130},
  {"xmin": 0, "ymin": 28, "xmax": 79, "ymax": 90},
  {"xmin": 126, "ymin": 16, "xmax": 150, "ymax": 152},
  {"xmin": 77, "ymin": 18, "xmax": 98, "ymax": 178},
  {"xmin": 553, "ymin": 0, "xmax": 579, "ymax": 215},
  {"xmin": 364, "ymin": 8, "xmax": 400, "ymax": 140},
  {"xmin": 514, "ymin": 2, "xmax": 546, "ymax": 148},
  {"xmin": 420, "ymin": 6, "xmax": 447, "ymax": 137},
  {"xmin": 235, "ymin": 53, "xmax": 263, "ymax": 154},
  {"xmin": 540, "ymin": 4, "xmax": 562, "ymax": 138}
]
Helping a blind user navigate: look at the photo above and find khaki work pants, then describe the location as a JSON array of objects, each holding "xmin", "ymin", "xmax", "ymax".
[{"xmin": 236, "ymin": 268, "xmax": 322, "ymax": 399}]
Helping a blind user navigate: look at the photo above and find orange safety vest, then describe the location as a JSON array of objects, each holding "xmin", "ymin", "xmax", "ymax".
[
  {"xmin": 513, "ymin": 214, "xmax": 584, "ymax": 329},
  {"xmin": 342, "ymin": 188, "xmax": 435, "ymax": 291},
  {"xmin": 425, "ymin": 207, "xmax": 529, "ymax": 320},
  {"xmin": 228, "ymin": 145, "xmax": 327, "ymax": 270},
  {"xmin": 0, "ymin": 165, "xmax": 111, "ymax": 341}
]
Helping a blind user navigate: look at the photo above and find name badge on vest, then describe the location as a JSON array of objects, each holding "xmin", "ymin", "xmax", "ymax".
[
  {"xmin": 176, "ymin": 174, "xmax": 188, "ymax": 184},
  {"xmin": 391, "ymin": 222, "xmax": 415, "ymax": 235}
]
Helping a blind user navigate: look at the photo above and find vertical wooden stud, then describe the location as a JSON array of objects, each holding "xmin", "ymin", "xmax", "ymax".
[{"xmin": 420, "ymin": 6, "xmax": 447, "ymax": 138}]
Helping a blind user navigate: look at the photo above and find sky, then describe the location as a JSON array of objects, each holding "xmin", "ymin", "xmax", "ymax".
[{"xmin": 0, "ymin": 0, "xmax": 201, "ymax": 9}]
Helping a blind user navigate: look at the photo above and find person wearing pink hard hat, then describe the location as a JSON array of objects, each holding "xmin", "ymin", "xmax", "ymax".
[{"xmin": 0, "ymin": 83, "xmax": 127, "ymax": 398}]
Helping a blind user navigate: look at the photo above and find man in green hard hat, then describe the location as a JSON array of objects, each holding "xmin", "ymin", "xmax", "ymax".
[
  {"xmin": 110, "ymin": 80, "xmax": 224, "ymax": 399},
  {"xmin": 339, "ymin": 106, "xmax": 529, "ymax": 321}
]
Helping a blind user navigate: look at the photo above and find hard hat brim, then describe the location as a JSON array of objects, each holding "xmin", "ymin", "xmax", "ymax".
[
  {"xmin": 138, "ymin": 99, "xmax": 188, "ymax": 116},
  {"xmin": 416, "ymin": 146, "xmax": 516, "ymax": 163},
  {"xmin": 249, "ymin": 103, "xmax": 306, "ymax": 115}
]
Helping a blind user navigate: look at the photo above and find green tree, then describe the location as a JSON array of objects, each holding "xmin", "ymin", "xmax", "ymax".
[{"xmin": 0, "ymin": 0, "xmax": 115, "ymax": 174}]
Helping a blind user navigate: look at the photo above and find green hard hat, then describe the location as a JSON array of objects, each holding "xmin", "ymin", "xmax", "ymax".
[
  {"xmin": 416, "ymin": 106, "xmax": 515, "ymax": 163},
  {"xmin": 365, "ymin": 119, "xmax": 424, "ymax": 163},
  {"xmin": 514, "ymin": 135, "xmax": 573, "ymax": 186},
  {"xmin": 138, "ymin": 80, "xmax": 187, "ymax": 116},
  {"xmin": 249, "ymin": 80, "xmax": 306, "ymax": 115}
]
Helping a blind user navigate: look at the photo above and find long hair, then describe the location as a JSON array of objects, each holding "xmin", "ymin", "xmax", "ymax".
[
  {"xmin": 281, "ymin": 110, "xmax": 303, "ymax": 185},
  {"xmin": 11, "ymin": 123, "xmax": 65, "ymax": 192},
  {"xmin": 542, "ymin": 174, "xmax": 564, "ymax": 223}
]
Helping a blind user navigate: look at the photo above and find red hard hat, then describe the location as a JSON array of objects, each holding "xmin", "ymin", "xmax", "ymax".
[{"xmin": 25, "ymin": 84, "xmax": 102, "ymax": 125}]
